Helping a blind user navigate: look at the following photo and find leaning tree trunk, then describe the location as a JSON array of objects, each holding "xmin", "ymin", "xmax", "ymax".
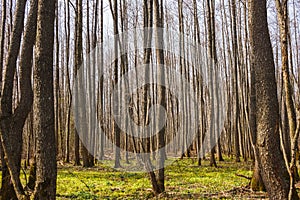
[{"xmin": 0, "ymin": 0, "xmax": 37, "ymax": 199}]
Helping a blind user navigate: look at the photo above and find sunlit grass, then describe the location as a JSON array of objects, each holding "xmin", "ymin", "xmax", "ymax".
[
  {"xmin": 0, "ymin": 157, "xmax": 255, "ymax": 199},
  {"xmin": 54, "ymin": 157, "xmax": 253, "ymax": 199}
]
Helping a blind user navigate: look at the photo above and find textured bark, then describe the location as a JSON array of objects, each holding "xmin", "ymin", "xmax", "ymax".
[
  {"xmin": 250, "ymin": 160, "xmax": 265, "ymax": 191},
  {"xmin": 0, "ymin": 0, "xmax": 37, "ymax": 199},
  {"xmin": 248, "ymin": 0, "xmax": 298, "ymax": 199},
  {"xmin": 249, "ymin": 46, "xmax": 265, "ymax": 192},
  {"xmin": 33, "ymin": 0, "xmax": 57, "ymax": 199},
  {"xmin": 0, "ymin": 153, "xmax": 17, "ymax": 199}
]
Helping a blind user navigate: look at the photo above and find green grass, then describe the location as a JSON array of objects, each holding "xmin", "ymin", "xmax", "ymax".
[
  {"xmin": 53, "ymin": 157, "xmax": 254, "ymax": 199},
  {"xmin": 0, "ymin": 157, "xmax": 256, "ymax": 199}
]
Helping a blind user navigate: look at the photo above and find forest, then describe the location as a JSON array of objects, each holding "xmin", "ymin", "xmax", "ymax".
[{"xmin": 0, "ymin": 0, "xmax": 300, "ymax": 199}]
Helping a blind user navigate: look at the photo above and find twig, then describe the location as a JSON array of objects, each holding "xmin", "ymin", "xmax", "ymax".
[
  {"xmin": 67, "ymin": 169, "xmax": 91, "ymax": 191},
  {"xmin": 235, "ymin": 173, "xmax": 251, "ymax": 180}
]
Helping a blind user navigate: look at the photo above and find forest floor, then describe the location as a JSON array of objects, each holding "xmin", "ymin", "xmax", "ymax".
[
  {"xmin": 0, "ymin": 157, "xmax": 272, "ymax": 199},
  {"xmin": 52, "ymin": 157, "xmax": 269, "ymax": 199}
]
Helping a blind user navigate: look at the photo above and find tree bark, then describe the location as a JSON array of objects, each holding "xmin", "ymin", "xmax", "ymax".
[
  {"xmin": 248, "ymin": 0, "xmax": 298, "ymax": 198},
  {"xmin": 33, "ymin": 0, "xmax": 57, "ymax": 198},
  {"xmin": 0, "ymin": 0, "xmax": 37, "ymax": 199},
  {"xmin": 275, "ymin": 0, "xmax": 299, "ymax": 180},
  {"xmin": 74, "ymin": 0, "xmax": 83, "ymax": 166},
  {"xmin": 249, "ymin": 40, "xmax": 265, "ymax": 192}
]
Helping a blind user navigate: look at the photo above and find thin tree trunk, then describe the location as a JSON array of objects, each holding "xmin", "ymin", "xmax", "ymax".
[
  {"xmin": 154, "ymin": 0, "xmax": 166, "ymax": 193},
  {"xmin": 0, "ymin": 0, "xmax": 6, "ymax": 86},
  {"xmin": 0, "ymin": 0, "xmax": 36, "ymax": 198},
  {"xmin": 64, "ymin": 0, "xmax": 71, "ymax": 163},
  {"xmin": 74, "ymin": 0, "xmax": 83, "ymax": 166},
  {"xmin": 275, "ymin": 0, "xmax": 299, "ymax": 180}
]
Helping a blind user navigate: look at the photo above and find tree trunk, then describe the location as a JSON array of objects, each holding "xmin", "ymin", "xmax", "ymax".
[
  {"xmin": 0, "ymin": 0, "xmax": 37, "ymax": 198},
  {"xmin": 33, "ymin": 0, "xmax": 57, "ymax": 198},
  {"xmin": 0, "ymin": 0, "xmax": 6, "ymax": 87},
  {"xmin": 154, "ymin": 0, "xmax": 166, "ymax": 193},
  {"xmin": 248, "ymin": 0, "xmax": 298, "ymax": 198},
  {"xmin": 64, "ymin": 0, "xmax": 71, "ymax": 163},
  {"xmin": 249, "ymin": 36, "xmax": 265, "ymax": 192},
  {"xmin": 231, "ymin": 0, "xmax": 240, "ymax": 163},
  {"xmin": 74, "ymin": 0, "xmax": 83, "ymax": 167},
  {"xmin": 275, "ymin": 0, "xmax": 299, "ymax": 180}
]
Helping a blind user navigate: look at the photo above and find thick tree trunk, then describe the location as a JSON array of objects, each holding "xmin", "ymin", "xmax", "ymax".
[
  {"xmin": 33, "ymin": 0, "xmax": 57, "ymax": 198},
  {"xmin": 248, "ymin": 0, "xmax": 298, "ymax": 198},
  {"xmin": 249, "ymin": 43, "xmax": 265, "ymax": 192},
  {"xmin": 250, "ymin": 158, "xmax": 265, "ymax": 191}
]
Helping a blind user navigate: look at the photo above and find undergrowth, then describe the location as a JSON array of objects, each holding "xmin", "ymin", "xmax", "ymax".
[{"xmin": 54, "ymin": 157, "xmax": 254, "ymax": 199}]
